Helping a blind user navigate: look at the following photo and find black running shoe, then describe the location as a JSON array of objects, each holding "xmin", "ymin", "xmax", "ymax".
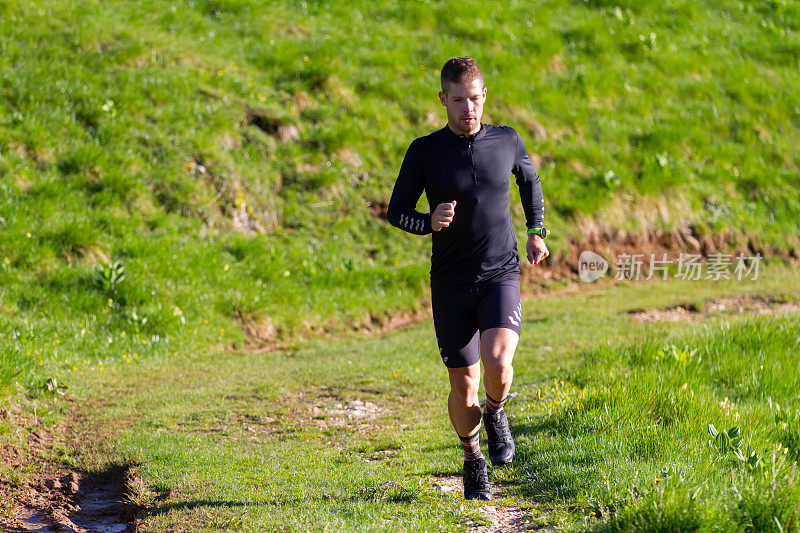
[
  {"xmin": 463, "ymin": 458, "xmax": 492, "ymax": 500},
  {"xmin": 483, "ymin": 409, "xmax": 515, "ymax": 466}
]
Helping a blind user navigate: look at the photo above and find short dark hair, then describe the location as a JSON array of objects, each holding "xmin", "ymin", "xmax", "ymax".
[{"xmin": 440, "ymin": 57, "xmax": 483, "ymax": 93}]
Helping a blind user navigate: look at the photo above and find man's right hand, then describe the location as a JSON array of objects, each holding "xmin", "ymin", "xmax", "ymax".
[{"xmin": 431, "ymin": 201, "xmax": 457, "ymax": 231}]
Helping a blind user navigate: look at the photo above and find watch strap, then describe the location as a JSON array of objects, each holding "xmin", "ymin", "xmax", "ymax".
[{"xmin": 527, "ymin": 227, "xmax": 546, "ymax": 237}]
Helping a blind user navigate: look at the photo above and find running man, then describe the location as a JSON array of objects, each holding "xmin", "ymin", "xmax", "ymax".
[{"xmin": 387, "ymin": 57, "xmax": 549, "ymax": 500}]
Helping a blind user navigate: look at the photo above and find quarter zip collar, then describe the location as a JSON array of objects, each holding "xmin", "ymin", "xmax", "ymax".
[{"xmin": 444, "ymin": 123, "xmax": 487, "ymax": 143}]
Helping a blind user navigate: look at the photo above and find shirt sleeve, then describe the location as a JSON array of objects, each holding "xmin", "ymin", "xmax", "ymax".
[
  {"xmin": 386, "ymin": 139, "xmax": 433, "ymax": 235},
  {"xmin": 511, "ymin": 129, "xmax": 544, "ymax": 229}
]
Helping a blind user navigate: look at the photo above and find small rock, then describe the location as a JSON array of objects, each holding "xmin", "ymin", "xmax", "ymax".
[
  {"xmin": 379, "ymin": 481, "xmax": 394, "ymax": 489},
  {"xmin": 277, "ymin": 124, "xmax": 300, "ymax": 142}
]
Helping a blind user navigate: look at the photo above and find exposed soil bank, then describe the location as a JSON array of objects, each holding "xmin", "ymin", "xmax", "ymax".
[
  {"xmin": 523, "ymin": 227, "xmax": 799, "ymax": 290},
  {"xmin": 232, "ymin": 227, "xmax": 799, "ymax": 352}
]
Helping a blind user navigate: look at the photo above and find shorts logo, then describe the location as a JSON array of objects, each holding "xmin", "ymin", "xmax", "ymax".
[{"xmin": 507, "ymin": 302, "xmax": 521, "ymax": 327}]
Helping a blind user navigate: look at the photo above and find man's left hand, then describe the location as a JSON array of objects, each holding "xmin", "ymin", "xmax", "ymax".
[{"xmin": 527, "ymin": 234, "xmax": 550, "ymax": 265}]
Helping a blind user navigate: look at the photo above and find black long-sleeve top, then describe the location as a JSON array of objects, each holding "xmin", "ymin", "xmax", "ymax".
[{"xmin": 387, "ymin": 123, "xmax": 544, "ymax": 289}]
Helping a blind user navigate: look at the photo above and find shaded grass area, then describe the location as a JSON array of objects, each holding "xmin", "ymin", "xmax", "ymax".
[
  {"xmin": 16, "ymin": 264, "xmax": 793, "ymax": 531},
  {"xmin": 2, "ymin": 0, "xmax": 800, "ymax": 391}
]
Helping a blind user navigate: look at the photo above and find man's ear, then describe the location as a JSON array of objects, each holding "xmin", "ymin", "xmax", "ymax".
[
  {"xmin": 438, "ymin": 91, "xmax": 447, "ymax": 106},
  {"xmin": 482, "ymin": 86, "xmax": 487, "ymax": 99}
]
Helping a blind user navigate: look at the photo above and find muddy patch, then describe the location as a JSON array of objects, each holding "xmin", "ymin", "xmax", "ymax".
[
  {"xmin": 8, "ymin": 468, "xmax": 130, "ymax": 533},
  {"xmin": 0, "ymin": 402, "xmax": 133, "ymax": 533},
  {"xmin": 628, "ymin": 292, "xmax": 800, "ymax": 322}
]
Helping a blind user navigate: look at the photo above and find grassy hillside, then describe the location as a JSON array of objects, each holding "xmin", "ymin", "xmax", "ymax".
[{"xmin": 2, "ymin": 0, "xmax": 800, "ymax": 391}]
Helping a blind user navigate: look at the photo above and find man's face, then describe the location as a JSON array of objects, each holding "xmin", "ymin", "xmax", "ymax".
[{"xmin": 439, "ymin": 77, "xmax": 486, "ymax": 136}]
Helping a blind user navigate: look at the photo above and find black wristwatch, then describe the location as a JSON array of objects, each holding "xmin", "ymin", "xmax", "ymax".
[{"xmin": 527, "ymin": 226, "xmax": 548, "ymax": 239}]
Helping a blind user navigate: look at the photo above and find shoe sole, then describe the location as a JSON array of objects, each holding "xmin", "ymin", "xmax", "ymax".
[
  {"xmin": 484, "ymin": 412, "xmax": 515, "ymax": 467},
  {"xmin": 465, "ymin": 493, "xmax": 493, "ymax": 501},
  {"xmin": 490, "ymin": 456, "xmax": 514, "ymax": 466}
]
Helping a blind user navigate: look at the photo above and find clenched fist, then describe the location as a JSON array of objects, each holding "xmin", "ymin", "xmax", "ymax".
[
  {"xmin": 527, "ymin": 234, "xmax": 550, "ymax": 264},
  {"xmin": 431, "ymin": 200, "xmax": 457, "ymax": 231}
]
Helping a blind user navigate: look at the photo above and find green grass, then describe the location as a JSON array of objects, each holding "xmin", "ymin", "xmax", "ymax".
[
  {"xmin": 2, "ymin": 1, "xmax": 800, "ymax": 529},
  {"xmin": 8, "ymin": 263, "xmax": 789, "ymax": 531},
  {"xmin": 518, "ymin": 319, "xmax": 800, "ymax": 531},
  {"xmin": 2, "ymin": 0, "xmax": 800, "ymax": 392}
]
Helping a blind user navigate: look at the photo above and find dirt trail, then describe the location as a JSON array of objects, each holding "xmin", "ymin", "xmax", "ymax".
[{"xmin": 433, "ymin": 474, "xmax": 545, "ymax": 532}]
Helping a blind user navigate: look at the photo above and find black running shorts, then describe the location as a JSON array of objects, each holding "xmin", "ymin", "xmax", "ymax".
[{"xmin": 431, "ymin": 279, "xmax": 522, "ymax": 368}]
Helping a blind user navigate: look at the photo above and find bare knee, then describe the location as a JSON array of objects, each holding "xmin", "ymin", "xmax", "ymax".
[
  {"xmin": 449, "ymin": 371, "xmax": 480, "ymax": 406},
  {"xmin": 483, "ymin": 355, "xmax": 513, "ymax": 379},
  {"xmin": 480, "ymin": 328, "xmax": 518, "ymax": 380}
]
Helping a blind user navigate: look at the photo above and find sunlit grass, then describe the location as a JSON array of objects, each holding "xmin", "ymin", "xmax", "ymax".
[
  {"xmin": 508, "ymin": 315, "xmax": 800, "ymax": 531},
  {"xmin": 2, "ymin": 0, "xmax": 800, "ymax": 393},
  {"xmin": 29, "ymin": 265, "xmax": 794, "ymax": 531}
]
